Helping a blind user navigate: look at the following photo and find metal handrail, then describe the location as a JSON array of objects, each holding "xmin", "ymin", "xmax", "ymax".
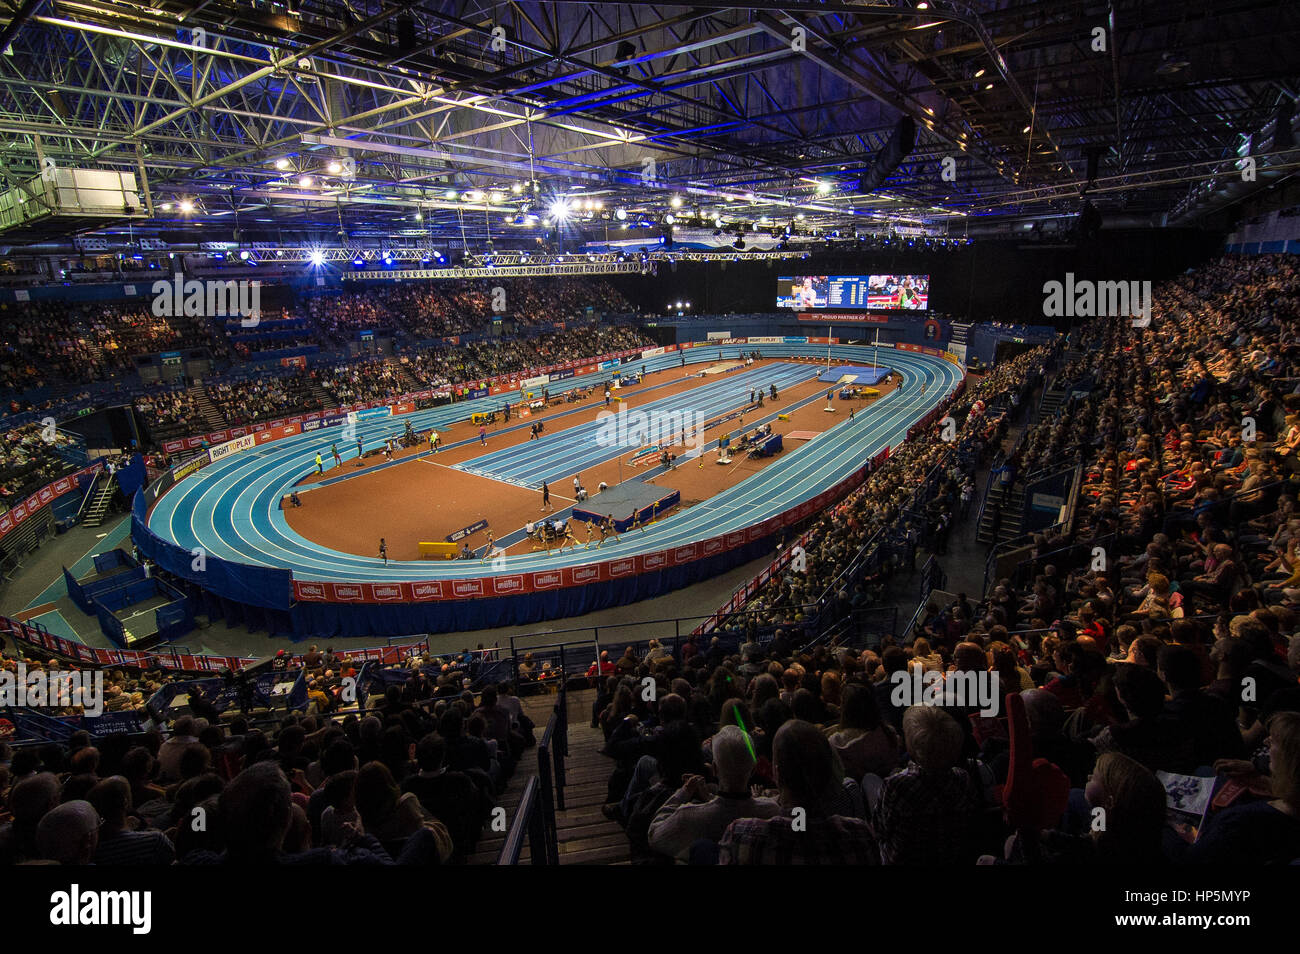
[
  {"xmin": 498, "ymin": 677, "xmax": 569, "ymax": 866},
  {"xmin": 983, "ymin": 526, "xmax": 1060, "ymax": 595},
  {"xmin": 1020, "ymin": 453, "xmax": 1084, "ymax": 489},
  {"xmin": 496, "ymin": 776, "xmax": 546, "ymax": 865}
]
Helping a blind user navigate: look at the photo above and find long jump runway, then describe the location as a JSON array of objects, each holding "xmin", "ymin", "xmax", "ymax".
[
  {"xmin": 455, "ymin": 362, "xmax": 817, "ymax": 487},
  {"xmin": 147, "ymin": 345, "xmax": 962, "ymax": 583}
]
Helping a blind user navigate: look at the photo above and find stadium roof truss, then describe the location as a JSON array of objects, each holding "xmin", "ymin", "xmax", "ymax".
[{"xmin": 0, "ymin": 0, "xmax": 1295, "ymax": 252}]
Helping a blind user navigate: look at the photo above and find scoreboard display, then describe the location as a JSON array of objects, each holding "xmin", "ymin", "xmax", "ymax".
[{"xmin": 777, "ymin": 274, "xmax": 929, "ymax": 310}]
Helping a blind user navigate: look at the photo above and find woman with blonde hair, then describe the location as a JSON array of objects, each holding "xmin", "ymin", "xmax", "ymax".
[
  {"xmin": 1135, "ymin": 572, "xmax": 1183, "ymax": 619},
  {"xmin": 1082, "ymin": 752, "xmax": 1167, "ymax": 863},
  {"xmin": 909, "ymin": 637, "xmax": 943, "ymax": 673},
  {"xmin": 1189, "ymin": 711, "xmax": 1300, "ymax": 863}
]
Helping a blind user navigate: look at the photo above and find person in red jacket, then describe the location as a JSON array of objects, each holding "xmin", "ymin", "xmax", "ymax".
[{"xmin": 586, "ymin": 650, "xmax": 615, "ymax": 680}]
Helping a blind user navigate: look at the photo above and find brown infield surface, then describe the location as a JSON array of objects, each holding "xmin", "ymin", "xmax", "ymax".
[{"xmin": 284, "ymin": 358, "xmax": 899, "ymax": 562}]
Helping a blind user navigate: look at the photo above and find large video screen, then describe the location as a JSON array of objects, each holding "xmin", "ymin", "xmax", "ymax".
[{"xmin": 777, "ymin": 274, "xmax": 930, "ymax": 310}]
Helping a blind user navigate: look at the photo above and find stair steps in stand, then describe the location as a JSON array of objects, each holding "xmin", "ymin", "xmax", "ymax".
[{"xmin": 82, "ymin": 473, "xmax": 118, "ymax": 528}]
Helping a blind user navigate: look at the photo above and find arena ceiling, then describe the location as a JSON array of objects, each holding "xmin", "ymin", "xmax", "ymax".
[{"xmin": 0, "ymin": 0, "xmax": 1296, "ymax": 254}]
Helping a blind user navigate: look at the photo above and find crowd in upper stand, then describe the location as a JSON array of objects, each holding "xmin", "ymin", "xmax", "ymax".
[
  {"xmin": 0, "ymin": 300, "xmax": 232, "ymax": 393},
  {"xmin": 1, "ymin": 280, "xmax": 638, "ymax": 435},
  {"xmin": 305, "ymin": 277, "xmax": 632, "ymax": 343},
  {"xmin": 197, "ymin": 325, "xmax": 650, "ymax": 427}
]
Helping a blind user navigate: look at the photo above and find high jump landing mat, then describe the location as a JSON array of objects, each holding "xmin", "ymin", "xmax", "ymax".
[
  {"xmin": 572, "ymin": 481, "xmax": 681, "ymax": 533},
  {"xmin": 817, "ymin": 365, "xmax": 892, "ymax": 385}
]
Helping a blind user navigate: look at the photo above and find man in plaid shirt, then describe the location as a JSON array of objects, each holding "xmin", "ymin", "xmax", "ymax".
[{"xmin": 719, "ymin": 720, "xmax": 878, "ymax": 865}]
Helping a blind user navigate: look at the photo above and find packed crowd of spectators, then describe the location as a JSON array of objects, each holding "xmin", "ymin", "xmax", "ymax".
[
  {"xmin": 132, "ymin": 385, "xmax": 206, "ymax": 438},
  {"xmin": 588, "ymin": 254, "xmax": 1300, "ymax": 864},
  {"xmin": 305, "ymin": 292, "xmax": 396, "ymax": 341},
  {"xmin": 1, "ymin": 278, "xmax": 634, "ymax": 419},
  {"xmin": 4, "ymin": 255, "xmax": 1300, "ymax": 866},
  {"xmin": 0, "ymin": 421, "xmax": 81, "ymax": 513},
  {"xmin": 713, "ymin": 345, "xmax": 1048, "ymax": 644},
  {"xmin": 0, "ymin": 300, "xmax": 230, "ymax": 392},
  {"xmin": 314, "ymin": 357, "xmax": 411, "ymax": 406},
  {"xmin": 585, "ymin": 593, "xmax": 1299, "ymax": 864},
  {"xmin": 305, "ymin": 278, "xmax": 632, "ymax": 343},
  {"xmin": 0, "ymin": 637, "xmax": 536, "ymax": 865},
  {"xmin": 193, "ymin": 324, "xmax": 653, "ymax": 418},
  {"xmin": 205, "ymin": 371, "xmax": 324, "ymax": 426}
]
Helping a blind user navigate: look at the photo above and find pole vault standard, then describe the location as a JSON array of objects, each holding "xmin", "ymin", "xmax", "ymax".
[{"xmin": 873, "ymin": 326, "xmax": 879, "ymax": 371}]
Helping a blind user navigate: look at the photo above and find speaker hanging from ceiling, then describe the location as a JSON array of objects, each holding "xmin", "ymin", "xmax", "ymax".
[
  {"xmin": 1273, "ymin": 99, "xmax": 1295, "ymax": 151},
  {"xmin": 614, "ymin": 41, "xmax": 637, "ymax": 77},
  {"xmin": 397, "ymin": 16, "xmax": 418, "ymax": 51},
  {"xmin": 1078, "ymin": 200, "xmax": 1102, "ymax": 243},
  {"xmin": 859, "ymin": 115, "xmax": 917, "ymax": 193},
  {"xmin": 1083, "ymin": 145, "xmax": 1107, "ymax": 190}
]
